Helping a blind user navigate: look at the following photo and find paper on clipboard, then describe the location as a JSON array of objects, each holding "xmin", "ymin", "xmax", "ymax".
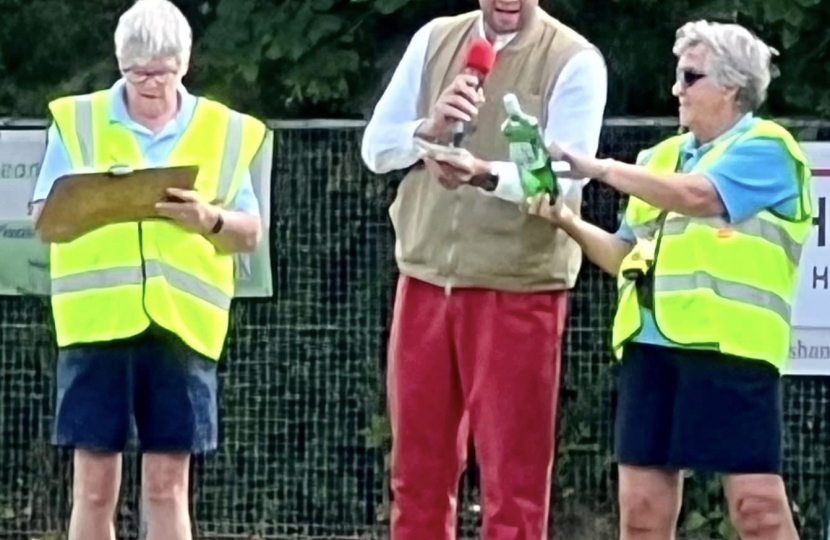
[{"xmin": 36, "ymin": 165, "xmax": 198, "ymax": 243}]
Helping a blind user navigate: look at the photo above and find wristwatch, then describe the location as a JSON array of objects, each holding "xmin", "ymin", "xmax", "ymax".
[
  {"xmin": 474, "ymin": 165, "xmax": 499, "ymax": 192},
  {"xmin": 479, "ymin": 172, "xmax": 499, "ymax": 191}
]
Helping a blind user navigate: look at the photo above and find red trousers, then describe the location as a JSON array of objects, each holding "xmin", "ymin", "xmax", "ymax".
[{"xmin": 388, "ymin": 275, "xmax": 568, "ymax": 540}]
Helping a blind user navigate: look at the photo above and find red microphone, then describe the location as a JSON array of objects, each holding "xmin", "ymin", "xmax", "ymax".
[{"xmin": 452, "ymin": 38, "xmax": 496, "ymax": 147}]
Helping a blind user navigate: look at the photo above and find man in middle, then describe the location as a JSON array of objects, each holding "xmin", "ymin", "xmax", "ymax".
[{"xmin": 361, "ymin": 1, "xmax": 608, "ymax": 539}]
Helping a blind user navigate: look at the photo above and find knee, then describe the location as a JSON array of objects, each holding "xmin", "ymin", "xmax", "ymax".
[
  {"xmin": 143, "ymin": 459, "xmax": 189, "ymax": 506},
  {"xmin": 74, "ymin": 471, "xmax": 119, "ymax": 512},
  {"xmin": 730, "ymin": 493, "xmax": 788, "ymax": 538},
  {"xmin": 619, "ymin": 488, "xmax": 676, "ymax": 536}
]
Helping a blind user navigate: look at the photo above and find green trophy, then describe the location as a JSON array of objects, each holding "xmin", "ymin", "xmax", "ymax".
[{"xmin": 501, "ymin": 93, "xmax": 559, "ymax": 199}]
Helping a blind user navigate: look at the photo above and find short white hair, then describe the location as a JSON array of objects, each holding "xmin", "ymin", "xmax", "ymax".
[
  {"xmin": 674, "ymin": 20, "xmax": 779, "ymax": 112},
  {"xmin": 114, "ymin": 0, "xmax": 192, "ymax": 72}
]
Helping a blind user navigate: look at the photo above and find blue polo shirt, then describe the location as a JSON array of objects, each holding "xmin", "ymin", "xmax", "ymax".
[
  {"xmin": 616, "ymin": 114, "xmax": 801, "ymax": 348},
  {"xmin": 32, "ymin": 79, "xmax": 259, "ymax": 215}
]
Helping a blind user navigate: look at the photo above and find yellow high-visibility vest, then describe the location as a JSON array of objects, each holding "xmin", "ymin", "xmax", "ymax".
[
  {"xmin": 612, "ymin": 120, "xmax": 812, "ymax": 370},
  {"xmin": 48, "ymin": 90, "xmax": 266, "ymax": 360}
]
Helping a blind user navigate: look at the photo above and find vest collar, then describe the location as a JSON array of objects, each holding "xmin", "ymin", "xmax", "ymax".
[
  {"xmin": 107, "ymin": 78, "xmax": 195, "ymax": 139},
  {"xmin": 683, "ymin": 113, "xmax": 755, "ymax": 161}
]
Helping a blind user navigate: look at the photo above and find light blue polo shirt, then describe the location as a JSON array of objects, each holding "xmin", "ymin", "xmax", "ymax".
[
  {"xmin": 615, "ymin": 114, "xmax": 801, "ymax": 348},
  {"xmin": 32, "ymin": 79, "xmax": 259, "ymax": 216}
]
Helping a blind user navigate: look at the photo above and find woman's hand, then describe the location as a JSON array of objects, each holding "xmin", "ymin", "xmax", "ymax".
[
  {"xmin": 523, "ymin": 193, "xmax": 575, "ymax": 228},
  {"xmin": 155, "ymin": 188, "xmax": 221, "ymax": 235},
  {"xmin": 548, "ymin": 141, "xmax": 613, "ymax": 180}
]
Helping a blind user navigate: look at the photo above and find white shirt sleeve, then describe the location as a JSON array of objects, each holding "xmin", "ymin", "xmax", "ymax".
[
  {"xmin": 481, "ymin": 48, "xmax": 608, "ymax": 203},
  {"xmin": 360, "ymin": 21, "xmax": 437, "ymax": 174}
]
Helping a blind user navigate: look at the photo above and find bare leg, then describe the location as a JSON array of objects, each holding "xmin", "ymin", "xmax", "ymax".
[
  {"xmin": 142, "ymin": 452, "xmax": 192, "ymax": 540},
  {"xmin": 618, "ymin": 464, "xmax": 683, "ymax": 540},
  {"xmin": 68, "ymin": 450, "xmax": 122, "ymax": 540},
  {"xmin": 723, "ymin": 474, "xmax": 799, "ymax": 540}
]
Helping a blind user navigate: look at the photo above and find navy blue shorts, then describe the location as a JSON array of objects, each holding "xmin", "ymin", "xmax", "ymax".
[
  {"xmin": 53, "ymin": 325, "xmax": 219, "ymax": 454},
  {"xmin": 615, "ymin": 343, "xmax": 783, "ymax": 474}
]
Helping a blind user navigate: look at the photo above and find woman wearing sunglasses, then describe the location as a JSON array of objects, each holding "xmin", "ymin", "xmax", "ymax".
[{"xmin": 528, "ymin": 20, "xmax": 811, "ymax": 540}]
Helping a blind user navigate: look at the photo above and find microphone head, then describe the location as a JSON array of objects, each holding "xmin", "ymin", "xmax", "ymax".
[{"xmin": 465, "ymin": 38, "xmax": 496, "ymax": 78}]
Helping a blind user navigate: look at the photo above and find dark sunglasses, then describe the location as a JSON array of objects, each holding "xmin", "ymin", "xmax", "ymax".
[{"xmin": 677, "ymin": 69, "xmax": 707, "ymax": 88}]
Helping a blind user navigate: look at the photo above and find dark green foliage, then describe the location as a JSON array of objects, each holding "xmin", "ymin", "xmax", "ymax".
[{"xmin": 0, "ymin": 0, "xmax": 827, "ymax": 118}]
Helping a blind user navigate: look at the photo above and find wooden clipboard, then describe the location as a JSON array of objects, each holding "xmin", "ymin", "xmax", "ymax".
[{"xmin": 37, "ymin": 165, "xmax": 198, "ymax": 243}]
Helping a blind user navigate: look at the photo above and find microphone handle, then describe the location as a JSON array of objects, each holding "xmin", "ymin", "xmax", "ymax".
[
  {"xmin": 449, "ymin": 75, "xmax": 483, "ymax": 147},
  {"xmin": 450, "ymin": 120, "xmax": 466, "ymax": 148}
]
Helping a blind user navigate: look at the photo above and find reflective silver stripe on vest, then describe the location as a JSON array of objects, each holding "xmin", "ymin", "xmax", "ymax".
[
  {"xmin": 662, "ymin": 216, "xmax": 803, "ymax": 265},
  {"xmin": 75, "ymin": 97, "xmax": 94, "ymax": 168},
  {"xmin": 631, "ymin": 220, "xmax": 661, "ymax": 240},
  {"xmin": 216, "ymin": 112, "xmax": 244, "ymax": 203},
  {"xmin": 145, "ymin": 260, "xmax": 231, "ymax": 310},
  {"xmin": 655, "ymin": 272, "xmax": 791, "ymax": 322},
  {"xmin": 52, "ymin": 267, "xmax": 143, "ymax": 294}
]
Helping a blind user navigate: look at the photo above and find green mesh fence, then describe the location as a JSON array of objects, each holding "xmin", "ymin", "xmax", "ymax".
[{"xmin": 1, "ymin": 121, "xmax": 829, "ymax": 540}]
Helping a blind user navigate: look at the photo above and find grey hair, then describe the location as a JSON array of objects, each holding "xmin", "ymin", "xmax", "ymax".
[
  {"xmin": 673, "ymin": 20, "xmax": 779, "ymax": 112},
  {"xmin": 114, "ymin": 0, "xmax": 192, "ymax": 72}
]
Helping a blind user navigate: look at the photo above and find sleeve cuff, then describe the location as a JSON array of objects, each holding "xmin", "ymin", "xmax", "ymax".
[
  {"xmin": 400, "ymin": 118, "xmax": 429, "ymax": 162},
  {"xmin": 702, "ymin": 171, "xmax": 735, "ymax": 222},
  {"xmin": 481, "ymin": 160, "xmax": 589, "ymax": 204},
  {"xmin": 479, "ymin": 161, "xmax": 526, "ymax": 203}
]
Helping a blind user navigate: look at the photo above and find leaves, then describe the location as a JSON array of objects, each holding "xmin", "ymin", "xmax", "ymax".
[
  {"xmin": 782, "ymin": 25, "xmax": 801, "ymax": 49},
  {"xmin": 373, "ymin": 0, "xmax": 416, "ymax": 15},
  {"xmin": 682, "ymin": 510, "xmax": 708, "ymax": 532},
  {"xmin": 546, "ymin": 0, "xmax": 830, "ymax": 118},
  {"xmin": 0, "ymin": 0, "xmax": 827, "ymax": 118},
  {"xmin": 307, "ymin": 14, "xmax": 345, "ymax": 46}
]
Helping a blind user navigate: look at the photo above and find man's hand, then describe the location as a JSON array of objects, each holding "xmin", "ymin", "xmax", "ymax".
[
  {"xmin": 417, "ymin": 73, "xmax": 484, "ymax": 141},
  {"xmin": 422, "ymin": 148, "xmax": 491, "ymax": 190},
  {"xmin": 523, "ymin": 193, "xmax": 575, "ymax": 228},
  {"xmin": 155, "ymin": 187, "xmax": 222, "ymax": 235},
  {"xmin": 548, "ymin": 141, "xmax": 613, "ymax": 180}
]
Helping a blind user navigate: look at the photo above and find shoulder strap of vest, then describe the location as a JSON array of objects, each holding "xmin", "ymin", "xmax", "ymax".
[
  {"xmin": 741, "ymin": 119, "xmax": 812, "ymax": 221},
  {"xmin": 188, "ymin": 97, "xmax": 267, "ymax": 204},
  {"xmin": 743, "ymin": 119, "xmax": 810, "ymax": 167},
  {"xmin": 48, "ymin": 90, "xmax": 109, "ymax": 169},
  {"xmin": 621, "ymin": 134, "xmax": 687, "ymax": 228},
  {"xmin": 641, "ymin": 134, "xmax": 688, "ymax": 171}
]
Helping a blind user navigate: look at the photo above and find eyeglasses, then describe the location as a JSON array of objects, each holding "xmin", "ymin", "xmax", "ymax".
[
  {"xmin": 123, "ymin": 68, "xmax": 178, "ymax": 84},
  {"xmin": 676, "ymin": 68, "xmax": 707, "ymax": 89}
]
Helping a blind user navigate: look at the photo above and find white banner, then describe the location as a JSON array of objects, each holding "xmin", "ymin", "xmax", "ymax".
[
  {"xmin": 787, "ymin": 143, "xmax": 830, "ymax": 375},
  {"xmin": 0, "ymin": 130, "xmax": 50, "ymax": 295},
  {"xmin": 0, "ymin": 130, "xmax": 44, "ymax": 219},
  {"xmin": 0, "ymin": 128, "xmax": 273, "ymax": 297}
]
